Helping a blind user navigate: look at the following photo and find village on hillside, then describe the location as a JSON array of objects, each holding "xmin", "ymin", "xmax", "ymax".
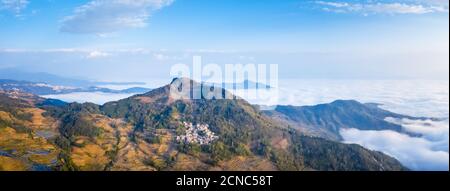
[{"xmin": 176, "ymin": 122, "xmax": 218, "ymax": 145}]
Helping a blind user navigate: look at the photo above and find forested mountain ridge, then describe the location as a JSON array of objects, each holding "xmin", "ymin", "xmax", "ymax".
[{"xmin": 263, "ymin": 100, "xmax": 426, "ymax": 141}]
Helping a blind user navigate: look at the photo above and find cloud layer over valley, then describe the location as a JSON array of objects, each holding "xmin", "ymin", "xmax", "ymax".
[
  {"xmin": 246, "ymin": 79, "xmax": 450, "ymax": 170},
  {"xmin": 341, "ymin": 118, "xmax": 449, "ymax": 171}
]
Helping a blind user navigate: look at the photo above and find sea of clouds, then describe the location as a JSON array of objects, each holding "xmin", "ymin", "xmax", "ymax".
[
  {"xmin": 341, "ymin": 118, "xmax": 449, "ymax": 171},
  {"xmin": 241, "ymin": 79, "xmax": 449, "ymax": 171},
  {"xmin": 268, "ymin": 79, "xmax": 449, "ymax": 118},
  {"xmin": 43, "ymin": 79, "xmax": 449, "ymax": 170}
]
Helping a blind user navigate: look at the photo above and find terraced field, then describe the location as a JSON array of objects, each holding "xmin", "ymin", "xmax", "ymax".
[{"xmin": 0, "ymin": 127, "xmax": 59, "ymax": 171}]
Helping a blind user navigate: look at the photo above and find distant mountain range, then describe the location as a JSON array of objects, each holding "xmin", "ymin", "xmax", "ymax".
[
  {"xmin": 0, "ymin": 79, "xmax": 151, "ymax": 95},
  {"xmin": 0, "ymin": 69, "xmax": 269, "ymax": 96},
  {"xmin": 0, "ymin": 69, "xmax": 145, "ymax": 87},
  {"xmin": 204, "ymin": 80, "xmax": 272, "ymax": 90},
  {"xmin": 0, "ymin": 78, "xmax": 407, "ymax": 171}
]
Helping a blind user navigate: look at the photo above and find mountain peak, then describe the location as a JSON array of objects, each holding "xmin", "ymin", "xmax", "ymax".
[
  {"xmin": 170, "ymin": 77, "xmax": 204, "ymax": 90},
  {"xmin": 330, "ymin": 99, "xmax": 360, "ymax": 106},
  {"xmin": 170, "ymin": 77, "xmax": 195, "ymax": 84}
]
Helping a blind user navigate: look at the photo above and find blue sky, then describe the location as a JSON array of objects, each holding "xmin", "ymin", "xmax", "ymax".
[{"xmin": 0, "ymin": 0, "xmax": 449, "ymax": 81}]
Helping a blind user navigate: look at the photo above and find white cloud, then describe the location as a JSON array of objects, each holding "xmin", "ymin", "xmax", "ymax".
[
  {"xmin": 0, "ymin": 0, "xmax": 29, "ymax": 15},
  {"xmin": 86, "ymin": 50, "xmax": 111, "ymax": 59},
  {"xmin": 340, "ymin": 114, "xmax": 449, "ymax": 171},
  {"xmin": 315, "ymin": 1, "xmax": 449, "ymax": 15},
  {"xmin": 341, "ymin": 118, "xmax": 449, "ymax": 171},
  {"xmin": 60, "ymin": 0, "xmax": 174, "ymax": 34},
  {"xmin": 153, "ymin": 53, "xmax": 170, "ymax": 61},
  {"xmin": 385, "ymin": 117, "xmax": 449, "ymax": 151},
  {"xmin": 151, "ymin": 52, "xmax": 189, "ymax": 61}
]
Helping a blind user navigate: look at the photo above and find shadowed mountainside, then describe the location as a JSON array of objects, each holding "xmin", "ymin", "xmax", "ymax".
[{"xmin": 263, "ymin": 100, "xmax": 423, "ymax": 141}]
